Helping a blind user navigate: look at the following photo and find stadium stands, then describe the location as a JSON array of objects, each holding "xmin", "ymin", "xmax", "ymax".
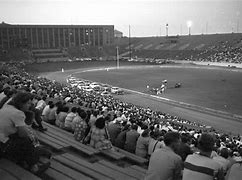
[
  {"xmin": 114, "ymin": 33, "xmax": 242, "ymax": 63},
  {"xmin": 1, "ymin": 33, "xmax": 242, "ymax": 179},
  {"xmin": 1, "ymin": 33, "xmax": 241, "ymax": 63}
]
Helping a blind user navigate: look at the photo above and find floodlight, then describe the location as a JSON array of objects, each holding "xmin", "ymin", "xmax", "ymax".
[{"xmin": 187, "ymin": 20, "xmax": 192, "ymax": 28}]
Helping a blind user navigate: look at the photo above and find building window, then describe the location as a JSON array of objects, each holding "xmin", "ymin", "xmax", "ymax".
[
  {"xmin": 75, "ymin": 28, "xmax": 79, "ymax": 46},
  {"xmin": 54, "ymin": 28, "xmax": 59, "ymax": 48},
  {"xmin": 48, "ymin": 28, "xmax": 54, "ymax": 48},
  {"xmin": 37, "ymin": 28, "xmax": 42, "ymax": 48},
  {"xmin": 43, "ymin": 28, "xmax": 48, "ymax": 47}
]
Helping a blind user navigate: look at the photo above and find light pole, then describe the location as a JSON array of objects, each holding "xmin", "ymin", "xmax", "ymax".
[
  {"xmin": 166, "ymin": 23, "xmax": 169, "ymax": 36},
  {"xmin": 129, "ymin": 25, "xmax": 132, "ymax": 60},
  {"xmin": 116, "ymin": 46, "xmax": 119, "ymax": 69},
  {"xmin": 187, "ymin": 20, "xmax": 192, "ymax": 36}
]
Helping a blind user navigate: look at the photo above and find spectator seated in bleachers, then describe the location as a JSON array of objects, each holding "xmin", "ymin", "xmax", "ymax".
[
  {"xmin": 124, "ymin": 124, "xmax": 140, "ymax": 154},
  {"xmin": 84, "ymin": 117, "xmax": 113, "ymax": 150},
  {"xmin": 145, "ymin": 132, "xmax": 183, "ymax": 180},
  {"xmin": 107, "ymin": 118, "xmax": 122, "ymax": 145},
  {"xmin": 0, "ymin": 92, "xmax": 50, "ymax": 175},
  {"xmin": 135, "ymin": 129, "xmax": 150, "ymax": 158},
  {"xmin": 147, "ymin": 129, "xmax": 165, "ymax": 158},
  {"xmin": 64, "ymin": 106, "xmax": 77, "ymax": 132},
  {"xmin": 24, "ymin": 110, "xmax": 52, "ymax": 162},
  {"xmin": 226, "ymin": 148, "xmax": 242, "ymax": 180},
  {"xmin": 114, "ymin": 123, "xmax": 131, "ymax": 149},
  {"xmin": 73, "ymin": 108, "xmax": 89, "ymax": 142},
  {"xmin": 183, "ymin": 133, "xmax": 225, "ymax": 180}
]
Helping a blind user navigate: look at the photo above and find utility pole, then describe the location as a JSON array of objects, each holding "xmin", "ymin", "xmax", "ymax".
[
  {"xmin": 116, "ymin": 46, "xmax": 119, "ymax": 69},
  {"xmin": 129, "ymin": 25, "xmax": 131, "ymax": 60}
]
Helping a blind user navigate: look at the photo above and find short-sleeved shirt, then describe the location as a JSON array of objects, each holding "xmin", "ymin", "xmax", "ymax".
[
  {"xmin": 124, "ymin": 130, "xmax": 140, "ymax": 153},
  {"xmin": 107, "ymin": 122, "xmax": 121, "ymax": 145},
  {"xmin": 148, "ymin": 138, "xmax": 165, "ymax": 156},
  {"xmin": 213, "ymin": 155, "xmax": 230, "ymax": 172},
  {"xmin": 227, "ymin": 162, "xmax": 242, "ymax": 180},
  {"xmin": 36, "ymin": 99, "xmax": 46, "ymax": 112},
  {"xmin": 0, "ymin": 104, "xmax": 26, "ymax": 143},
  {"xmin": 145, "ymin": 146, "xmax": 182, "ymax": 180},
  {"xmin": 89, "ymin": 126, "xmax": 112, "ymax": 150},
  {"xmin": 55, "ymin": 111, "xmax": 67, "ymax": 128},
  {"xmin": 183, "ymin": 153, "xmax": 223, "ymax": 180},
  {"xmin": 42, "ymin": 105, "xmax": 51, "ymax": 117},
  {"xmin": 48, "ymin": 107, "xmax": 57, "ymax": 122},
  {"xmin": 64, "ymin": 112, "xmax": 76, "ymax": 129},
  {"xmin": 135, "ymin": 136, "xmax": 150, "ymax": 158},
  {"xmin": 89, "ymin": 115, "xmax": 97, "ymax": 128}
]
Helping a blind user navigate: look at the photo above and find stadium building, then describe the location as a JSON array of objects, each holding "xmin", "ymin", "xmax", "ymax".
[{"xmin": 0, "ymin": 22, "xmax": 114, "ymax": 49}]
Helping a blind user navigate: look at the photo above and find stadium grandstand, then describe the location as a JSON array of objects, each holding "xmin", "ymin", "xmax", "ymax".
[
  {"xmin": 2, "ymin": 0, "xmax": 242, "ymax": 178},
  {"xmin": 1, "ymin": 23, "xmax": 242, "ymax": 180},
  {"xmin": 1, "ymin": 20, "xmax": 242, "ymax": 64},
  {"xmin": 116, "ymin": 33, "xmax": 242, "ymax": 63}
]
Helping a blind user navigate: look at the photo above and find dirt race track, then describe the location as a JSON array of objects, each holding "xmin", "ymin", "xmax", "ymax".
[{"xmin": 37, "ymin": 62, "xmax": 242, "ymax": 135}]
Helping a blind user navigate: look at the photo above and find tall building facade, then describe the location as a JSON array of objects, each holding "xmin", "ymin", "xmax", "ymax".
[{"xmin": 0, "ymin": 22, "xmax": 114, "ymax": 49}]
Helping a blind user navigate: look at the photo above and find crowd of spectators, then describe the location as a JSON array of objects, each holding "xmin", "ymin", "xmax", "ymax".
[
  {"xmin": 0, "ymin": 61, "xmax": 242, "ymax": 179},
  {"xmin": 188, "ymin": 40, "xmax": 242, "ymax": 64}
]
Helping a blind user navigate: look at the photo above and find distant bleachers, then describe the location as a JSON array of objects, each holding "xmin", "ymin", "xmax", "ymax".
[
  {"xmin": 114, "ymin": 33, "xmax": 242, "ymax": 61},
  {"xmin": 178, "ymin": 43, "xmax": 190, "ymax": 50},
  {"xmin": 143, "ymin": 44, "xmax": 153, "ymax": 50}
]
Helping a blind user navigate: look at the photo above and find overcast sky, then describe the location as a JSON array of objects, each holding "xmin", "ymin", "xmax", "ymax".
[{"xmin": 0, "ymin": 0, "xmax": 241, "ymax": 37}]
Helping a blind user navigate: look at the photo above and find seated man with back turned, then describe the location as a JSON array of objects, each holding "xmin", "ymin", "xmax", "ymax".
[
  {"xmin": 145, "ymin": 131, "xmax": 183, "ymax": 180},
  {"xmin": 183, "ymin": 133, "xmax": 224, "ymax": 180}
]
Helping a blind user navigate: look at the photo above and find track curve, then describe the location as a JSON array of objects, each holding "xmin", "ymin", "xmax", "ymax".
[{"xmin": 40, "ymin": 66, "xmax": 242, "ymax": 135}]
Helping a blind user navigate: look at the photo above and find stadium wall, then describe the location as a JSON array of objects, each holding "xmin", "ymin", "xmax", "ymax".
[{"xmin": 0, "ymin": 22, "xmax": 114, "ymax": 49}]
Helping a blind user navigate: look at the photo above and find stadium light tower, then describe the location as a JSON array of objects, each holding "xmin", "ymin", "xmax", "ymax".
[
  {"xmin": 166, "ymin": 23, "xmax": 169, "ymax": 36},
  {"xmin": 187, "ymin": 20, "xmax": 192, "ymax": 36}
]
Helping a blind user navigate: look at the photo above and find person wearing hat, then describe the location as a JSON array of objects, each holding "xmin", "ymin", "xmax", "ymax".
[{"xmin": 182, "ymin": 133, "xmax": 224, "ymax": 180}]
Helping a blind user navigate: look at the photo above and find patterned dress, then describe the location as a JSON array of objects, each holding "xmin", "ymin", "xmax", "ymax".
[
  {"xmin": 55, "ymin": 111, "xmax": 67, "ymax": 129},
  {"xmin": 89, "ymin": 126, "xmax": 112, "ymax": 150},
  {"xmin": 74, "ymin": 118, "xmax": 88, "ymax": 142}
]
